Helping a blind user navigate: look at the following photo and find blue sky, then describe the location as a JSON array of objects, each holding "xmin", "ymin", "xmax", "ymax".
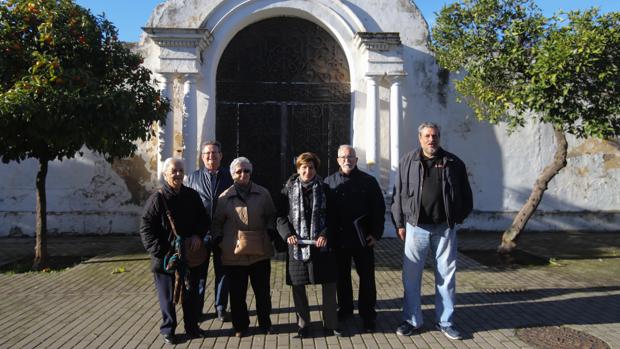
[{"xmin": 75, "ymin": 0, "xmax": 620, "ymax": 42}]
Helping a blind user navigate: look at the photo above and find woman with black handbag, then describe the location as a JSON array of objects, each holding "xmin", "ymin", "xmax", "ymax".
[{"xmin": 211, "ymin": 156, "xmax": 276, "ymax": 337}]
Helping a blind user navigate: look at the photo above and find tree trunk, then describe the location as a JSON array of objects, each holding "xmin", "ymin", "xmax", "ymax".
[
  {"xmin": 498, "ymin": 126, "xmax": 568, "ymax": 253},
  {"xmin": 32, "ymin": 158, "xmax": 48, "ymax": 270}
]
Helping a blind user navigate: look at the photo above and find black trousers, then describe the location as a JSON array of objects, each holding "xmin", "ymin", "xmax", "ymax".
[
  {"xmin": 154, "ymin": 264, "xmax": 204, "ymax": 335},
  {"xmin": 336, "ymin": 247, "xmax": 377, "ymax": 322},
  {"xmin": 225, "ymin": 259, "xmax": 272, "ymax": 331}
]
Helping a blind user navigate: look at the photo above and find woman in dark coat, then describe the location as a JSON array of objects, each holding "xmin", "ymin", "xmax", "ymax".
[{"xmin": 276, "ymin": 152, "xmax": 341, "ymax": 338}]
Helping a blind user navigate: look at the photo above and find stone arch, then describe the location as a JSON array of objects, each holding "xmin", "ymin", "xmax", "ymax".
[
  {"xmin": 146, "ymin": 0, "xmax": 406, "ymax": 191},
  {"xmin": 214, "ymin": 16, "xmax": 352, "ymax": 195},
  {"xmin": 198, "ymin": 0, "xmax": 367, "ymax": 145}
]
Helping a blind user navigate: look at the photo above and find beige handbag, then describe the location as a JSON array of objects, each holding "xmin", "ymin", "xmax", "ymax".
[{"xmin": 234, "ymin": 230, "xmax": 266, "ymax": 256}]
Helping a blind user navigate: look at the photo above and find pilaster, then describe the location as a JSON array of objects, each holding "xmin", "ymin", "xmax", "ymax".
[
  {"xmin": 388, "ymin": 75, "xmax": 405, "ymax": 189},
  {"xmin": 182, "ymin": 74, "xmax": 198, "ymax": 173},
  {"xmin": 365, "ymin": 75, "xmax": 380, "ymax": 178},
  {"xmin": 355, "ymin": 32, "xmax": 406, "ymax": 182},
  {"xmin": 157, "ymin": 73, "xmax": 175, "ymax": 180}
]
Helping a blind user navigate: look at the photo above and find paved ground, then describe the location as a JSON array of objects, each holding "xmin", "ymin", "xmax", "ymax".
[{"xmin": 0, "ymin": 232, "xmax": 619, "ymax": 348}]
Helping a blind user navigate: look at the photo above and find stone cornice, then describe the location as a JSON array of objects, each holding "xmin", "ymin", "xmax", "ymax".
[
  {"xmin": 143, "ymin": 27, "xmax": 213, "ymax": 74},
  {"xmin": 355, "ymin": 32, "xmax": 401, "ymax": 51},
  {"xmin": 142, "ymin": 27, "xmax": 213, "ymax": 51}
]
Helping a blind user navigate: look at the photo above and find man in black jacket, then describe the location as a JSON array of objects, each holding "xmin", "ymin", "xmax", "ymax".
[
  {"xmin": 185, "ymin": 140, "xmax": 233, "ymax": 321},
  {"xmin": 392, "ymin": 122, "xmax": 473, "ymax": 340},
  {"xmin": 324, "ymin": 145, "xmax": 385, "ymax": 332},
  {"xmin": 140, "ymin": 157, "xmax": 210, "ymax": 344}
]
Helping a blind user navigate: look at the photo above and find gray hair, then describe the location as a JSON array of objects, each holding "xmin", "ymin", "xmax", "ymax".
[
  {"xmin": 161, "ymin": 157, "xmax": 184, "ymax": 181},
  {"xmin": 418, "ymin": 122, "xmax": 441, "ymax": 137},
  {"xmin": 229, "ymin": 157, "xmax": 253, "ymax": 175},
  {"xmin": 200, "ymin": 140, "xmax": 222, "ymax": 152},
  {"xmin": 337, "ymin": 144, "xmax": 356, "ymax": 157}
]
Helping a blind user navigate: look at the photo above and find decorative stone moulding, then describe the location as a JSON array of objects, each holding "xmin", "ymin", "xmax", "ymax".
[
  {"xmin": 142, "ymin": 27, "xmax": 213, "ymax": 74},
  {"xmin": 355, "ymin": 32, "xmax": 402, "ymax": 52},
  {"xmin": 355, "ymin": 32, "xmax": 405, "ymax": 78}
]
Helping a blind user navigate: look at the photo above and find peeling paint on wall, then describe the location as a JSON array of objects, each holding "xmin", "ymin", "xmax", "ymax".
[
  {"xmin": 111, "ymin": 156, "xmax": 151, "ymax": 205},
  {"xmin": 603, "ymin": 154, "xmax": 620, "ymax": 171},
  {"xmin": 173, "ymin": 79, "xmax": 185, "ymax": 157},
  {"xmin": 174, "ymin": 131, "xmax": 184, "ymax": 157},
  {"xmin": 574, "ymin": 166, "xmax": 589, "ymax": 177},
  {"xmin": 567, "ymin": 139, "xmax": 619, "ymax": 157},
  {"xmin": 567, "ymin": 139, "xmax": 620, "ymax": 174},
  {"xmin": 139, "ymin": 123, "xmax": 160, "ymax": 177}
]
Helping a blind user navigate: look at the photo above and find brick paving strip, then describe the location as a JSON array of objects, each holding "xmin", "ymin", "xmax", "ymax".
[{"xmin": 0, "ymin": 236, "xmax": 619, "ymax": 348}]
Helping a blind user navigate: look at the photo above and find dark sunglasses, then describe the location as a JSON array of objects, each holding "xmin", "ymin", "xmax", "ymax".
[{"xmin": 235, "ymin": 169, "xmax": 251, "ymax": 174}]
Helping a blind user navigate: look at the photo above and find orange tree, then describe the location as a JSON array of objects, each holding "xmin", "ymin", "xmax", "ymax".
[
  {"xmin": 0, "ymin": 0, "xmax": 169, "ymax": 269},
  {"xmin": 432, "ymin": 0, "xmax": 620, "ymax": 252}
]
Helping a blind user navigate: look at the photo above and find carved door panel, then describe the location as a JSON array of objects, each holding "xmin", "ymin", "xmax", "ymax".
[
  {"xmin": 237, "ymin": 104, "xmax": 282, "ymax": 197},
  {"xmin": 216, "ymin": 17, "xmax": 351, "ymax": 196},
  {"xmin": 287, "ymin": 104, "xmax": 349, "ymax": 179}
]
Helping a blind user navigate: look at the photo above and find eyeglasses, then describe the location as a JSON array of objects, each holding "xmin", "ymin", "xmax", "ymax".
[
  {"xmin": 235, "ymin": 169, "xmax": 251, "ymax": 174},
  {"xmin": 338, "ymin": 156, "xmax": 357, "ymax": 160}
]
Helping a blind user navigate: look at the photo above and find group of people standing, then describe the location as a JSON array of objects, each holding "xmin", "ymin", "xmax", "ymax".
[{"xmin": 140, "ymin": 122, "xmax": 472, "ymax": 345}]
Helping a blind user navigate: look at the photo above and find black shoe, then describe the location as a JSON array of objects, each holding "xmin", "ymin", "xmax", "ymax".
[
  {"xmin": 217, "ymin": 309, "xmax": 229, "ymax": 322},
  {"xmin": 186, "ymin": 328, "xmax": 207, "ymax": 339},
  {"xmin": 162, "ymin": 333, "xmax": 177, "ymax": 345},
  {"xmin": 323, "ymin": 327, "xmax": 344, "ymax": 337},
  {"xmin": 436, "ymin": 324, "xmax": 462, "ymax": 340},
  {"xmin": 363, "ymin": 320, "xmax": 376, "ymax": 333},
  {"xmin": 396, "ymin": 321, "xmax": 419, "ymax": 336},
  {"xmin": 258, "ymin": 326, "xmax": 273, "ymax": 335},
  {"xmin": 296, "ymin": 327, "xmax": 309, "ymax": 338},
  {"xmin": 231, "ymin": 328, "xmax": 248, "ymax": 338}
]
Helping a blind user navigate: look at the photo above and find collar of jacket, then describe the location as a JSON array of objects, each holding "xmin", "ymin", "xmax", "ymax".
[
  {"xmin": 413, "ymin": 147, "xmax": 453, "ymax": 164},
  {"xmin": 338, "ymin": 166, "xmax": 360, "ymax": 177},
  {"xmin": 201, "ymin": 166, "xmax": 221, "ymax": 177},
  {"xmin": 161, "ymin": 182, "xmax": 183, "ymax": 199},
  {"xmin": 220, "ymin": 181, "xmax": 261, "ymax": 199}
]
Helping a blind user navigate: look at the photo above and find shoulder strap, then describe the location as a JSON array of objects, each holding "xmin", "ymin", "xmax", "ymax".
[{"xmin": 158, "ymin": 189, "xmax": 179, "ymax": 239}]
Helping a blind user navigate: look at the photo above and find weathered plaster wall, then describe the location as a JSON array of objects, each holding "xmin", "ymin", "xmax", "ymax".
[
  {"xmin": 0, "ymin": 0, "xmax": 618, "ymax": 236},
  {"xmin": 0, "ymin": 147, "xmax": 156, "ymax": 236}
]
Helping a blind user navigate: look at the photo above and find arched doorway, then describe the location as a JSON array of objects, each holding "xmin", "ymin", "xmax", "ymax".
[{"xmin": 216, "ymin": 17, "xmax": 351, "ymax": 196}]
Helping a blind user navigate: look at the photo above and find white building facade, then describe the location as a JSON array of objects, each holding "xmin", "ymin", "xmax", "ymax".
[{"xmin": 0, "ymin": 0, "xmax": 618, "ymax": 236}]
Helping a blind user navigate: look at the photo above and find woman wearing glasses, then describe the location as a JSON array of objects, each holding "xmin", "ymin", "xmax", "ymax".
[
  {"xmin": 211, "ymin": 157, "xmax": 276, "ymax": 337},
  {"xmin": 276, "ymin": 152, "xmax": 342, "ymax": 338}
]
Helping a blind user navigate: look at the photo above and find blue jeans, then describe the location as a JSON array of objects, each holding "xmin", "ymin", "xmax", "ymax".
[
  {"xmin": 198, "ymin": 247, "xmax": 228, "ymax": 313},
  {"xmin": 402, "ymin": 223, "xmax": 457, "ymax": 327}
]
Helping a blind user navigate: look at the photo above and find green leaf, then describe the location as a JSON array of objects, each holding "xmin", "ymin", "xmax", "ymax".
[{"xmin": 111, "ymin": 266, "xmax": 127, "ymax": 274}]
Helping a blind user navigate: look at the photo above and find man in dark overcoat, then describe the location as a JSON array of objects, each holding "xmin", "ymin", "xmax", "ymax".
[{"xmin": 325, "ymin": 145, "xmax": 385, "ymax": 332}]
